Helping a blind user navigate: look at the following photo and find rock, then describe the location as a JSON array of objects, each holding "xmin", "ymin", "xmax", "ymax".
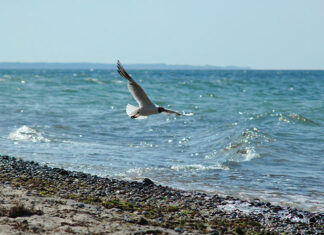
[
  {"xmin": 77, "ymin": 203, "xmax": 85, "ymax": 208},
  {"xmin": 208, "ymin": 230, "xmax": 219, "ymax": 235},
  {"xmin": 143, "ymin": 178, "xmax": 154, "ymax": 186},
  {"xmin": 310, "ymin": 217, "xmax": 316, "ymax": 223},
  {"xmin": 2, "ymin": 155, "xmax": 9, "ymax": 160},
  {"xmin": 133, "ymin": 230, "xmax": 162, "ymax": 235},
  {"xmin": 22, "ymin": 219, "xmax": 28, "ymax": 225},
  {"xmin": 137, "ymin": 217, "xmax": 148, "ymax": 225}
]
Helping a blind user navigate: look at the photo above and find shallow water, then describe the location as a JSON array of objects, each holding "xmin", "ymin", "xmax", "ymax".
[{"xmin": 1, "ymin": 69, "xmax": 323, "ymax": 212}]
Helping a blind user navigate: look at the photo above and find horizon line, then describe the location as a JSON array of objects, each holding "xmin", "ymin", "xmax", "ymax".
[{"xmin": 0, "ymin": 62, "xmax": 323, "ymax": 70}]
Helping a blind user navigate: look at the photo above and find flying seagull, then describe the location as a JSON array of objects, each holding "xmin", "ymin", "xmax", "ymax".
[{"xmin": 117, "ymin": 60, "xmax": 181, "ymax": 119}]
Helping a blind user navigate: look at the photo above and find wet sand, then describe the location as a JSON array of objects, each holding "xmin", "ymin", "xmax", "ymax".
[{"xmin": 0, "ymin": 155, "xmax": 323, "ymax": 234}]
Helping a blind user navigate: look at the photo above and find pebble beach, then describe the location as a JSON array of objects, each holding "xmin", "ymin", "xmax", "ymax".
[{"xmin": 0, "ymin": 155, "xmax": 323, "ymax": 234}]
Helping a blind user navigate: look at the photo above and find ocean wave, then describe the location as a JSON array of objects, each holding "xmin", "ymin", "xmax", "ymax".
[
  {"xmin": 222, "ymin": 128, "xmax": 265, "ymax": 163},
  {"xmin": 182, "ymin": 112, "xmax": 194, "ymax": 116},
  {"xmin": 8, "ymin": 125, "xmax": 50, "ymax": 143},
  {"xmin": 171, "ymin": 163, "xmax": 228, "ymax": 171},
  {"xmin": 286, "ymin": 113, "xmax": 319, "ymax": 125},
  {"xmin": 222, "ymin": 147, "xmax": 260, "ymax": 166},
  {"xmin": 84, "ymin": 78, "xmax": 104, "ymax": 84},
  {"xmin": 252, "ymin": 110, "xmax": 318, "ymax": 125},
  {"xmin": 115, "ymin": 167, "xmax": 156, "ymax": 180},
  {"xmin": 121, "ymin": 163, "xmax": 229, "ymax": 179},
  {"xmin": 239, "ymin": 147, "xmax": 260, "ymax": 161},
  {"xmin": 277, "ymin": 112, "xmax": 319, "ymax": 125}
]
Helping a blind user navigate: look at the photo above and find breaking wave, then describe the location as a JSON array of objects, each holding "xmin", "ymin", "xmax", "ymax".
[
  {"xmin": 8, "ymin": 125, "xmax": 50, "ymax": 143},
  {"xmin": 170, "ymin": 163, "xmax": 229, "ymax": 171}
]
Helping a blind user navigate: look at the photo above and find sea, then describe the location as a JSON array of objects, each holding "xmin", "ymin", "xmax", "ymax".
[{"xmin": 0, "ymin": 69, "xmax": 323, "ymax": 212}]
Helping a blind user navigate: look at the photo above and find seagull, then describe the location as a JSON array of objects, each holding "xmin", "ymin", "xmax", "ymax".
[{"xmin": 117, "ymin": 60, "xmax": 181, "ymax": 119}]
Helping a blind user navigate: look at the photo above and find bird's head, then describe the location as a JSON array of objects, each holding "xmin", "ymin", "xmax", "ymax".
[{"xmin": 157, "ymin": 106, "xmax": 165, "ymax": 113}]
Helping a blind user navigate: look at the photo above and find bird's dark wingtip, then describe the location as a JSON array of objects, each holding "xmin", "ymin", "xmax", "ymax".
[
  {"xmin": 116, "ymin": 60, "xmax": 132, "ymax": 80},
  {"xmin": 117, "ymin": 60, "xmax": 122, "ymax": 72}
]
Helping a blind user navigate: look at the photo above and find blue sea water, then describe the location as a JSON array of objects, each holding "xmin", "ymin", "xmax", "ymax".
[{"xmin": 0, "ymin": 69, "xmax": 323, "ymax": 212}]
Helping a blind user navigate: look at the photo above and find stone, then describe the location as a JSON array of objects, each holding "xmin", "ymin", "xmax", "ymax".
[{"xmin": 143, "ymin": 178, "xmax": 154, "ymax": 186}]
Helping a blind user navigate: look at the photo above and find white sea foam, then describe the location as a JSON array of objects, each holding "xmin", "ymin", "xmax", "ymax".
[
  {"xmin": 115, "ymin": 167, "xmax": 156, "ymax": 180},
  {"xmin": 183, "ymin": 112, "xmax": 194, "ymax": 116},
  {"xmin": 112, "ymin": 80, "xmax": 124, "ymax": 84},
  {"xmin": 171, "ymin": 163, "xmax": 228, "ymax": 171},
  {"xmin": 121, "ymin": 163, "xmax": 229, "ymax": 178},
  {"xmin": 242, "ymin": 147, "xmax": 260, "ymax": 161},
  {"xmin": 125, "ymin": 167, "xmax": 149, "ymax": 176},
  {"xmin": 8, "ymin": 125, "xmax": 50, "ymax": 143},
  {"xmin": 85, "ymin": 78, "xmax": 103, "ymax": 84},
  {"xmin": 3, "ymin": 75, "xmax": 11, "ymax": 79},
  {"xmin": 279, "ymin": 115, "xmax": 291, "ymax": 123}
]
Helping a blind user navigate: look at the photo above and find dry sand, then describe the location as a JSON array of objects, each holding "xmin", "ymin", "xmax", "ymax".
[{"xmin": 0, "ymin": 184, "xmax": 176, "ymax": 234}]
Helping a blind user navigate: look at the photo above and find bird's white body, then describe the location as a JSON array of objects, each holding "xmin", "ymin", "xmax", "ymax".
[
  {"xmin": 117, "ymin": 60, "xmax": 181, "ymax": 119},
  {"xmin": 126, "ymin": 104, "xmax": 158, "ymax": 119}
]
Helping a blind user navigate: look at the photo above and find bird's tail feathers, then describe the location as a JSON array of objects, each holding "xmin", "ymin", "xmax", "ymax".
[
  {"xmin": 126, "ymin": 104, "xmax": 147, "ymax": 119},
  {"xmin": 126, "ymin": 104, "xmax": 139, "ymax": 117}
]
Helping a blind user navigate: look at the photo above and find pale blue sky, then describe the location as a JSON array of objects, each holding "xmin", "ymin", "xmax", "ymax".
[{"xmin": 1, "ymin": 0, "xmax": 323, "ymax": 69}]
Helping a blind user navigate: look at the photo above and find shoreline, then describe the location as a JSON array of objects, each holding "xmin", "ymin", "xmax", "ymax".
[{"xmin": 0, "ymin": 155, "xmax": 323, "ymax": 234}]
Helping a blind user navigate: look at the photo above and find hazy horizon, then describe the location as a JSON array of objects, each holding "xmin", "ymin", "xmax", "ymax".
[
  {"xmin": 1, "ymin": 61, "xmax": 324, "ymax": 70},
  {"xmin": 0, "ymin": 62, "xmax": 250, "ymax": 70}
]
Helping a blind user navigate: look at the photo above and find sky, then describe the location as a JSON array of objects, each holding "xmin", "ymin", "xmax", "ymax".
[{"xmin": 1, "ymin": 0, "xmax": 324, "ymax": 69}]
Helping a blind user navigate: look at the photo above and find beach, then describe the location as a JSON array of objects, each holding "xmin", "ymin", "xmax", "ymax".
[{"xmin": 0, "ymin": 155, "xmax": 323, "ymax": 234}]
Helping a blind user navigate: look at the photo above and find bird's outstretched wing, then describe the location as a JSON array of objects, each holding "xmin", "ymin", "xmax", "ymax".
[
  {"xmin": 117, "ymin": 60, "xmax": 154, "ymax": 107},
  {"xmin": 162, "ymin": 108, "xmax": 181, "ymax": 116}
]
